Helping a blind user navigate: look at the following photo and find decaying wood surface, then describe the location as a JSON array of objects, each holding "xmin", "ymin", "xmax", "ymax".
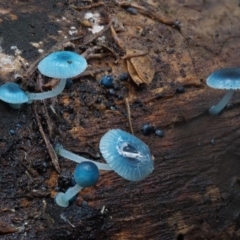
[{"xmin": 0, "ymin": 0, "xmax": 240, "ymax": 239}]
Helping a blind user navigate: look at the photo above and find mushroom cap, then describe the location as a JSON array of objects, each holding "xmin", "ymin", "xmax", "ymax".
[
  {"xmin": 206, "ymin": 68, "xmax": 240, "ymax": 90},
  {"xmin": 99, "ymin": 129, "xmax": 154, "ymax": 181},
  {"xmin": 0, "ymin": 82, "xmax": 28, "ymax": 104},
  {"xmin": 38, "ymin": 51, "xmax": 87, "ymax": 79},
  {"xmin": 74, "ymin": 162, "xmax": 99, "ymax": 188}
]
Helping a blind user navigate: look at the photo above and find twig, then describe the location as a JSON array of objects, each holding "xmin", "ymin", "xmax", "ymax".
[
  {"xmin": 42, "ymin": 200, "xmax": 55, "ymax": 229},
  {"xmin": 97, "ymin": 43, "xmax": 119, "ymax": 59},
  {"xmin": 125, "ymin": 98, "xmax": 134, "ymax": 134},
  {"xmin": 105, "ymin": 110, "xmax": 123, "ymax": 116},
  {"xmin": 121, "ymin": 51, "xmax": 148, "ymax": 59},
  {"xmin": 19, "ymin": 59, "xmax": 28, "ymax": 71},
  {"xmin": 110, "ymin": 25, "xmax": 126, "ymax": 52},
  {"xmin": 60, "ymin": 214, "xmax": 75, "ymax": 228},
  {"xmin": 36, "ymin": 73, "xmax": 44, "ymax": 91},
  {"xmin": 83, "ymin": 18, "xmax": 114, "ymax": 45},
  {"xmin": 72, "ymin": 68, "xmax": 105, "ymax": 79},
  {"xmin": 25, "ymin": 170, "xmax": 33, "ymax": 182},
  {"xmin": 33, "ymin": 103, "xmax": 60, "ymax": 173},
  {"xmin": 35, "ymin": 74, "xmax": 54, "ymax": 138},
  {"xmin": 70, "ymin": 2, "xmax": 104, "ymax": 10},
  {"xmin": 119, "ymin": 2, "xmax": 181, "ymax": 31},
  {"xmin": 42, "ymin": 101, "xmax": 53, "ymax": 138},
  {"xmin": 81, "ymin": 45, "xmax": 102, "ymax": 58},
  {"xmin": 86, "ymin": 53, "xmax": 112, "ymax": 60},
  {"xmin": 49, "ymin": 104, "xmax": 62, "ymax": 122}
]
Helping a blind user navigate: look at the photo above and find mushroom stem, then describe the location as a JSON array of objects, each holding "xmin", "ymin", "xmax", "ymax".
[
  {"xmin": 55, "ymin": 184, "xmax": 83, "ymax": 207},
  {"xmin": 26, "ymin": 78, "xmax": 67, "ymax": 101},
  {"xmin": 209, "ymin": 89, "xmax": 234, "ymax": 115},
  {"xmin": 55, "ymin": 144, "xmax": 112, "ymax": 171}
]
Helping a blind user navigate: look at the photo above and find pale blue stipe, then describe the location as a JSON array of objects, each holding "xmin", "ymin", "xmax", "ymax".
[
  {"xmin": 54, "ymin": 144, "xmax": 112, "ymax": 171},
  {"xmin": 209, "ymin": 89, "xmax": 234, "ymax": 116},
  {"xmin": 99, "ymin": 129, "xmax": 154, "ymax": 181},
  {"xmin": 55, "ymin": 185, "xmax": 83, "ymax": 207},
  {"xmin": 0, "ymin": 82, "xmax": 28, "ymax": 109},
  {"xmin": 26, "ymin": 78, "xmax": 67, "ymax": 101},
  {"xmin": 55, "ymin": 162, "xmax": 99, "ymax": 207},
  {"xmin": 206, "ymin": 68, "xmax": 240, "ymax": 115}
]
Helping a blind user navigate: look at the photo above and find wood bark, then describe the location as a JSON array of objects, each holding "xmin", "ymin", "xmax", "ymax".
[{"xmin": 0, "ymin": 1, "xmax": 240, "ymax": 239}]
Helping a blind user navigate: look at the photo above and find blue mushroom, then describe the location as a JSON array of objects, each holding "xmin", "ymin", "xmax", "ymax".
[
  {"xmin": 27, "ymin": 51, "xmax": 87, "ymax": 101},
  {"xmin": 55, "ymin": 129, "xmax": 154, "ymax": 181},
  {"xmin": 55, "ymin": 161, "xmax": 99, "ymax": 207},
  {"xmin": 206, "ymin": 68, "xmax": 240, "ymax": 115},
  {"xmin": 100, "ymin": 75, "xmax": 114, "ymax": 88},
  {"xmin": 0, "ymin": 82, "xmax": 28, "ymax": 109},
  {"xmin": 99, "ymin": 129, "xmax": 154, "ymax": 181},
  {"xmin": 74, "ymin": 162, "xmax": 100, "ymax": 188}
]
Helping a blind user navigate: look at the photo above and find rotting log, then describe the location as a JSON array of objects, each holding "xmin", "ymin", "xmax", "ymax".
[
  {"xmin": 0, "ymin": 0, "xmax": 240, "ymax": 240},
  {"xmin": 48, "ymin": 89, "xmax": 240, "ymax": 240}
]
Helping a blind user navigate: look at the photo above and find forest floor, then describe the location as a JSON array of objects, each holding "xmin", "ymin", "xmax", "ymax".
[{"xmin": 0, "ymin": 0, "xmax": 240, "ymax": 239}]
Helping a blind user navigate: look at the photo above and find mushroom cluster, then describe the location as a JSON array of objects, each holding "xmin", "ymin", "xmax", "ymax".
[
  {"xmin": 54, "ymin": 129, "xmax": 154, "ymax": 207},
  {"xmin": 0, "ymin": 48, "xmax": 155, "ymax": 207},
  {"xmin": 0, "ymin": 51, "xmax": 87, "ymax": 108},
  {"xmin": 1, "ymin": 47, "xmax": 237, "ymax": 210},
  {"xmin": 55, "ymin": 129, "xmax": 154, "ymax": 182}
]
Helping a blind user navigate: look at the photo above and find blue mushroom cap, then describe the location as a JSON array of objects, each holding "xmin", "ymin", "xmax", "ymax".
[
  {"xmin": 0, "ymin": 82, "xmax": 28, "ymax": 104},
  {"xmin": 38, "ymin": 51, "xmax": 87, "ymax": 79},
  {"xmin": 99, "ymin": 129, "xmax": 154, "ymax": 181},
  {"xmin": 206, "ymin": 68, "xmax": 240, "ymax": 90},
  {"xmin": 74, "ymin": 162, "xmax": 99, "ymax": 188},
  {"xmin": 100, "ymin": 75, "xmax": 114, "ymax": 88}
]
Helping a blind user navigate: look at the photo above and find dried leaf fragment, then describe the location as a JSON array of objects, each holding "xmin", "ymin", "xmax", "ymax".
[
  {"xmin": 130, "ymin": 54, "xmax": 154, "ymax": 85},
  {"xmin": 126, "ymin": 49, "xmax": 155, "ymax": 85},
  {"xmin": 126, "ymin": 60, "xmax": 143, "ymax": 85}
]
